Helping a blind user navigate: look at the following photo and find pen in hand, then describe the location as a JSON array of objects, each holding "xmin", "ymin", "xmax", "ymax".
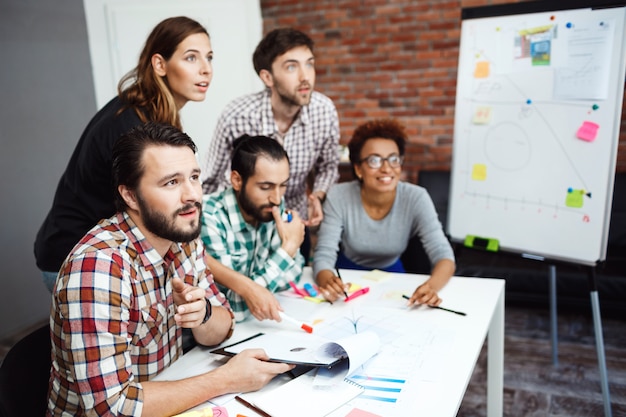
[
  {"xmin": 335, "ymin": 268, "xmax": 350, "ymax": 298},
  {"xmin": 402, "ymin": 294, "xmax": 466, "ymax": 316}
]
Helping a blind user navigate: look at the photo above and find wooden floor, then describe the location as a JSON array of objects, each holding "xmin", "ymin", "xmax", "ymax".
[
  {"xmin": 458, "ymin": 303, "xmax": 626, "ymax": 417},
  {"xmin": 2, "ymin": 303, "xmax": 625, "ymax": 417}
]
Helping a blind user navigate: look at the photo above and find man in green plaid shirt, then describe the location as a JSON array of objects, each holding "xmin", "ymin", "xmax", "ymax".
[{"xmin": 201, "ymin": 135, "xmax": 305, "ymax": 322}]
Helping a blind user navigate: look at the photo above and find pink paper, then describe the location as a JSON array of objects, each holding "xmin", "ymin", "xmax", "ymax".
[{"xmin": 576, "ymin": 121, "xmax": 599, "ymax": 142}]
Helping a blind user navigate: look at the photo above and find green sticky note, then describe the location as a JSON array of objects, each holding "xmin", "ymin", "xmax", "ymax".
[{"xmin": 565, "ymin": 188, "xmax": 584, "ymax": 208}]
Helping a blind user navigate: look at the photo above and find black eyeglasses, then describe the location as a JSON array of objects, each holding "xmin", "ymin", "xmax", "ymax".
[{"xmin": 359, "ymin": 154, "xmax": 404, "ymax": 169}]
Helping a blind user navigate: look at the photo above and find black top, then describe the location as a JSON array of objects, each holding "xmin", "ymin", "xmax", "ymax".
[{"xmin": 34, "ymin": 96, "xmax": 143, "ymax": 271}]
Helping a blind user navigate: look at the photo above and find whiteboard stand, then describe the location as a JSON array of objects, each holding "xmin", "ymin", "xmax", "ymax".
[
  {"xmin": 539, "ymin": 261, "xmax": 611, "ymax": 416},
  {"xmin": 549, "ymin": 264, "xmax": 558, "ymax": 367},
  {"xmin": 587, "ymin": 267, "xmax": 612, "ymax": 417},
  {"xmin": 551, "ymin": 263, "xmax": 613, "ymax": 416}
]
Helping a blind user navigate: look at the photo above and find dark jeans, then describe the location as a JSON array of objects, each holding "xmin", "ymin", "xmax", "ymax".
[
  {"xmin": 300, "ymin": 226, "xmax": 312, "ymax": 264},
  {"xmin": 335, "ymin": 252, "xmax": 406, "ymax": 273}
]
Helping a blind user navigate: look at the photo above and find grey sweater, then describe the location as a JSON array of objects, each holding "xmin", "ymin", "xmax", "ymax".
[{"xmin": 313, "ymin": 181, "xmax": 454, "ymax": 275}]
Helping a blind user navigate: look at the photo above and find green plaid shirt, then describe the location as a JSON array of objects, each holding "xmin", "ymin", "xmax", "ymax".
[{"xmin": 201, "ymin": 188, "xmax": 304, "ymax": 321}]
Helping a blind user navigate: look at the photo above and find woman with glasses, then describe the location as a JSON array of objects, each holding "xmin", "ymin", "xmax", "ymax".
[{"xmin": 313, "ymin": 119, "xmax": 456, "ymax": 305}]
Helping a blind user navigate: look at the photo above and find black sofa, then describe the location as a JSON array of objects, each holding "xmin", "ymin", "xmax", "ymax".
[{"xmin": 406, "ymin": 170, "xmax": 626, "ymax": 318}]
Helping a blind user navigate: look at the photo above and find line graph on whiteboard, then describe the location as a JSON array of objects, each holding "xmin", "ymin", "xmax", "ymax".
[{"xmin": 452, "ymin": 16, "xmax": 615, "ymax": 223}]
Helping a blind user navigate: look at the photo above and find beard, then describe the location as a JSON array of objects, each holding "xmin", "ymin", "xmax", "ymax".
[
  {"xmin": 136, "ymin": 194, "xmax": 202, "ymax": 243},
  {"xmin": 275, "ymin": 80, "xmax": 312, "ymax": 108},
  {"xmin": 237, "ymin": 182, "xmax": 277, "ymax": 223}
]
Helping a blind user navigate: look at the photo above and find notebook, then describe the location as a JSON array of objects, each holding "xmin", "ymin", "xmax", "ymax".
[{"xmin": 243, "ymin": 368, "xmax": 364, "ymax": 417}]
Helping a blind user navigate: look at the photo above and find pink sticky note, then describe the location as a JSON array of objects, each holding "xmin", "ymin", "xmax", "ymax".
[
  {"xmin": 345, "ymin": 408, "xmax": 383, "ymax": 417},
  {"xmin": 576, "ymin": 121, "xmax": 599, "ymax": 142}
]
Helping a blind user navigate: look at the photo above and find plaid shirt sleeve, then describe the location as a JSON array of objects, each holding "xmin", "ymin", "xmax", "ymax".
[
  {"xmin": 50, "ymin": 250, "xmax": 145, "ymax": 417},
  {"xmin": 183, "ymin": 240, "xmax": 236, "ymax": 338},
  {"xmin": 249, "ymin": 228, "xmax": 305, "ymax": 293},
  {"xmin": 310, "ymin": 98, "xmax": 340, "ymax": 195}
]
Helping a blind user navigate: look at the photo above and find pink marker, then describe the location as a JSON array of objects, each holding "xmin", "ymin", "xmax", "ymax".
[
  {"xmin": 344, "ymin": 287, "xmax": 370, "ymax": 302},
  {"xmin": 288, "ymin": 281, "xmax": 307, "ymax": 297}
]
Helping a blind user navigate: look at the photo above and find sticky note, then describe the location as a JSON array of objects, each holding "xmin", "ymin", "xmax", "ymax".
[
  {"xmin": 576, "ymin": 121, "xmax": 599, "ymax": 142},
  {"xmin": 471, "ymin": 163, "xmax": 487, "ymax": 181},
  {"xmin": 345, "ymin": 408, "xmax": 383, "ymax": 417},
  {"xmin": 474, "ymin": 61, "xmax": 490, "ymax": 78},
  {"xmin": 565, "ymin": 188, "xmax": 584, "ymax": 208},
  {"xmin": 172, "ymin": 406, "xmax": 228, "ymax": 417},
  {"xmin": 473, "ymin": 106, "xmax": 492, "ymax": 124},
  {"xmin": 362, "ymin": 269, "xmax": 391, "ymax": 282}
]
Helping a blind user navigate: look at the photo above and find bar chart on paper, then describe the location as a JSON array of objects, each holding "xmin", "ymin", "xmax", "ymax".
[{"xmin": 316, "ymin": 307, "xmax": 457, "ymax": 416}]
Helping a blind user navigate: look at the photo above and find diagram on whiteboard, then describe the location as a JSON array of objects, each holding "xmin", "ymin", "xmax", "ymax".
[{"xmin": 449, "ymin": 6, "xmax": 626, "ymax": 264}]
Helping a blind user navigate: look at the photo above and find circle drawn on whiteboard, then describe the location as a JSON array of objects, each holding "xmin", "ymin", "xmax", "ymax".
[{"xmin": 484, "ymin": 122, "xmax": 531, "ymax": 171}]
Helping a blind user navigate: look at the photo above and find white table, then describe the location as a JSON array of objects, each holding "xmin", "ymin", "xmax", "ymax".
[{"xmin": 155, "ymin": 268, "xmax": 504, "ymax": 417}]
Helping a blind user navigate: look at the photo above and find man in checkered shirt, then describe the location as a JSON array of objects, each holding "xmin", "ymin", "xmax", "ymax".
[
  {"xmin": 47, "ymin": 123, "xmax": 293, "ymax": 417},
  {"xmin": 201, "ymin": 28, "xmax": 340, "ymax": 259},
  {"xmin": 201, "ymin": 134, "xmax": 306, "ymax": 323}
]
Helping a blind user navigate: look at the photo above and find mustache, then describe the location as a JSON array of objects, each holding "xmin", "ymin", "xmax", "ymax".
[
  {"xmin": 298, "ymin": 82, "xmax": 311, "ymax": 90},
  {"xmin": 176, "ymin": 201, "xmax": 202, "ymax": 215},
  {"xmin": 260, "ymin": 203, "xmax": 280, "ymax": 210}
]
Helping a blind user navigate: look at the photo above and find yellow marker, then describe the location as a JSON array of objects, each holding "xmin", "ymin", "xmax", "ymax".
[{"xmin": 303, "ymin": 296, "xmax": 324, "ymax": 304}]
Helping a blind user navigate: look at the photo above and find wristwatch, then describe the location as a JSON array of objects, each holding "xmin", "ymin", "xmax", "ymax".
[{"xmin": 201, "ymin": 298, "xmax": 212, "ymax": 324}]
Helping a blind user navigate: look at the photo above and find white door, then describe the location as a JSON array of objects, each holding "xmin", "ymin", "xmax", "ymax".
[{"xmin": 83, "ymin": 0, "xmax": 263, "ymax": 158}]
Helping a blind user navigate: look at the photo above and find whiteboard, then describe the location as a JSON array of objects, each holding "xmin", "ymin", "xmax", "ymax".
[{"xmin": 448, "ymin": 1, "xmax": 626, "ymax": 266}]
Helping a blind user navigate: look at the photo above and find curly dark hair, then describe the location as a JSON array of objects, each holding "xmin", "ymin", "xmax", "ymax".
[{"xmin": 348, "ymin": 119, "xmax": 407, "ymax": 172}]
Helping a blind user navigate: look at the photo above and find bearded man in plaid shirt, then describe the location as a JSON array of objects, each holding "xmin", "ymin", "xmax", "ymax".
[{"xmin": 47, "ymin": 123, "xmax": 293, "ymax": 417}]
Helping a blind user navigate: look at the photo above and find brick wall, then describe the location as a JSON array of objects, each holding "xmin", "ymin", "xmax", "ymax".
[{"xmin": 260, "ymin": 0, "xmax": 626, "ymax": 179}]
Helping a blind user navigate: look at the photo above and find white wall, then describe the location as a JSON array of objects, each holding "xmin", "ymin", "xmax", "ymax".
[
  {"xmin": 83, "ymin": 0, "xmax": 263, "ymax": 159},
  {"xmin": 0, "ymin": 0, "xmax": 264, "ymax": 340},
  {"xmin": 0, "ymin": 0, "xmax": 97, "ymax": 338}
]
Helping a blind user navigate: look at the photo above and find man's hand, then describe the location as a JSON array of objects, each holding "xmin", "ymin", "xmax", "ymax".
[
  {"xmin": 215, "ymin": 349, "xmax": 295, "ymax": 393},
  {"xmin": 241, "ymin": 281, "xmax": 283, "ymax": 321},
  {"xmin": 304, "ymin": 193, "xmax": 324, "ymax": 227},
  {"xmin": 272, "ymin": 207, "xmax": 305, "ymax": 258},
  {"xmin": 171, "ymin": 277, "xmax": 207, "ymax": 328}
]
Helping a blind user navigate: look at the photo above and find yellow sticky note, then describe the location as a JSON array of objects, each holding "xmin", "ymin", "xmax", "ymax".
[
  {"xmin": 473, "ymin": 106, "xmax": 492, "ymax": 124},
  {"xmin": 471, "ymin": 163, "xmax": 487, "ymax": 181},
  {"xmin": 474, "ymin": 61, "xmax": 490, "ymax": 78},
  {"xmin": 362, "ymin": 269, "xmax": 392, "ymax": 282},
  {"xmin": 172, "ymin": 406, "xmax": 227, "ymax": 417}
]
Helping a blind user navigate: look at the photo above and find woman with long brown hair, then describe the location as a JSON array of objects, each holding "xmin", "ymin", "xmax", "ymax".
[{"xmin": 35, "ymin": 16, "xmax": 213, "ymax": 291}]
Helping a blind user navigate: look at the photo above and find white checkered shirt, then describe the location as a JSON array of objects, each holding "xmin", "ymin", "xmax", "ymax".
[{"xmin": 201, "ymin": 89, "xmax": 340, "ymax": 219}]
